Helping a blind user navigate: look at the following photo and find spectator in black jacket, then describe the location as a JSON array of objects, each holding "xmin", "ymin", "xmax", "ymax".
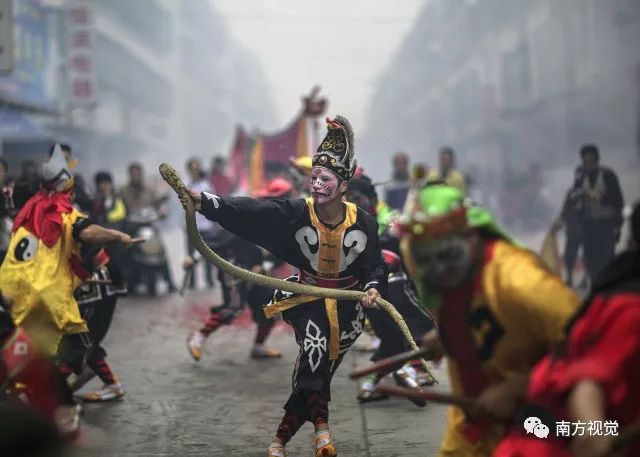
[{"xmin": 566, "ymin": 144, "xmax": 624, "ymax": 282}]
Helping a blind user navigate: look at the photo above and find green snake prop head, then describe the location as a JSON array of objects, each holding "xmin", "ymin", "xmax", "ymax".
[{"xmin": 159, "ymin": 163, "xmax": 188, "ymax": 199}]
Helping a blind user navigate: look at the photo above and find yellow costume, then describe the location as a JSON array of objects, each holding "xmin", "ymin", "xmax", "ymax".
[
  {"xmin": 438, "ymin": 240, "xmax": 578, "ymax": 457},
  {"xmin": 398, "ymin": 185, "xmax": 579, "ymax": 457},
  {"xmin": 0, "ymin": 194, "xmax": 88, "ymax": 356}
]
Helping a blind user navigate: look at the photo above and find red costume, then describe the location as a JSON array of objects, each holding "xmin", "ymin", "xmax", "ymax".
[{"xmin": 495, "ymin": 250, "xmax": 640, "ymax": 457}]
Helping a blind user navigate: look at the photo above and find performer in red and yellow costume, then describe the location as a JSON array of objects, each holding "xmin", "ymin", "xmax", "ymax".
[
  {"xmin": 398, "ymin": 184, "xmax": 580, "ymax": 457},
  {"xmin": 494, "ymin": 201, "xmax": 640, "ymax": 457},
  {"xmin": 0, "ymin": 146, "xmax": 134, "ymax": 358}
]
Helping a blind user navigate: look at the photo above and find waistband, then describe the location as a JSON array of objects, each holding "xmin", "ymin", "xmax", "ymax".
[{"xmin": 299, "ymin": 270, "xmax": 359, "ymax": 290}]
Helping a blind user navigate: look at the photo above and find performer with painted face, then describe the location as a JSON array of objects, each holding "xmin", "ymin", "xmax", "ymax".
[
  {"xmin": 181, "ymin": 116, "xmax": 386, "ymax": 457},
  {"xmin": 398, "ymin": 184, "xmax": 580, "ymax": 457}
]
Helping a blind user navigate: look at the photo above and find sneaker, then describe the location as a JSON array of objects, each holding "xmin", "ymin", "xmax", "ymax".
[
  {"xmin": 393, "ymin": 366, "xmax": 426, "ymax": 408},
  {"xmin": 80, "ymin": 382, "xmax": 125, "ymax": 402},
  {"xmin": 267, "ymin": 442, "xmax": 286, "ymax": 457},
  {"xmin": 251, "ymin": 345, "xmax": 282, "ymax": 359},
  {"xmin": 314, "ymin": 430, "xmax": 337, "ymax": 457},
  {"xmin": 187, "ymin": 331, "xmax": 206, "ymax": 361},
  {"xmin": 357, "ymin": 374, "xmax": 388, "ymax": 403},
  {"xmin": 55, "ymin": 404, "xmax": 81, "ymax": 441}
]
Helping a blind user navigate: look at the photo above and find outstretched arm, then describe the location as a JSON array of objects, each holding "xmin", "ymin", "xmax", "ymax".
[
  {"xmin": 180, "ymin": 187, "xmax": 301, "ymax": 260},
  {"xmin": 78, "ymin": 224, "xmax": 134, "ymax": 247}
]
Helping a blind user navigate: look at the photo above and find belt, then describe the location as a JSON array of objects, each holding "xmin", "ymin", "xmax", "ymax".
[
  {"xmin": 299, "ymin": 270, "xmax": 359, "ymax": 289},
  {"xmin": 263, "ymin": 273, "xmax": 360, "ymax": 361}
]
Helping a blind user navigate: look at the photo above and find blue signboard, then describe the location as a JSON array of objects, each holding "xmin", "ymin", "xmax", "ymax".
[
  {"xmin": 0, "ymin": 0, "xmax": 54, "ymax": 110},
  {"xmin": 0, "ymin": 108, "xmax": 50, "ymax": 139}
]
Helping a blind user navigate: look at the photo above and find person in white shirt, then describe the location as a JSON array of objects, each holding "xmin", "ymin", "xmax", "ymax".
[{"xmin": 185, "ymin": 158, "xmax": 217, "ymax": 289}]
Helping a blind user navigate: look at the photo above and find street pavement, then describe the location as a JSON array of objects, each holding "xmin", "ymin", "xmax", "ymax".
[{"xmin": 69, "ymin": 292, "xmax": 450, "ymax": 457}]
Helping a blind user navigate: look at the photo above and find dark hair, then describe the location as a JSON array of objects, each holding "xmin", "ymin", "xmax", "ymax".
[
  {"xmin": 347, "ymin": 175, "xmax": 377, "ymax": 201},
  {"xmin": 186, "ymin": 157, "xmax": 200, "ymax": 167},
  {"xmin": 580, "ymin": 144, "xmax": 599, "ymax": 161},
  {"xmin": 95, "ymin": 171, "xmax": 113, "ymax": 186},
  {"xmin": 128, "ymin": 162, "xmax": 143, "ymax": 173},
  {"xmin": 439, "ymin": 146, "xmax": 455, "ymax": 158},
  {"xmin": 0, "ymin": 158, "xmax": 7, "ymax": 172},
  {"xmin": 21, "ymin": 160, "xmax": 37, "ymax": 174},
  {"xmin": 186, "ymin": 158, "xmax": 205, "ymax": 180},
  {"xmin": 48, "ymin": 143, "xmax": 71, "ymax": 157}
]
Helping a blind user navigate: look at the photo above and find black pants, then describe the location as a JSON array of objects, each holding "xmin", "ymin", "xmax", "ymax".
[
  {"xmin": 56, "ymin": 332, "xmax": 93, "ymax": 376},
  {"xmin": 201, "ymin": 271, "xmax": 273, "ymax": 331},
  {"xmin": 367, "ymin": 275, "xmax": 435, "ymax": 362},
  {"xmin": 563, "ymin": 225, "xmax": 582, "ymax": 281},
  {"xmin": 582, "ymin": 221, "xmax": 617, "ymax": 282},
  {"xmin": 281, "ymin": 298, "xmax": 364, "ymax": 421},
  {"xmin": 79, "ymin": 295, "xmax": 118, "ymax": 362}
]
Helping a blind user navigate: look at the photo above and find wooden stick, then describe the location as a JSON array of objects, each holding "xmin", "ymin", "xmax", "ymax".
[
  {"xmin": 374, "ymin": 384, "xmax": 502, "ymax": 421},
  {"xmin": 349, "ymin": 347, "xmax": 437, "ymax": 380}
]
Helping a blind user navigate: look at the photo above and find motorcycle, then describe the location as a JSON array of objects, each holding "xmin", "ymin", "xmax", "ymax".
[{"xmin": 125, "ymin": 207, "xmax": 173, "ymax": 296}]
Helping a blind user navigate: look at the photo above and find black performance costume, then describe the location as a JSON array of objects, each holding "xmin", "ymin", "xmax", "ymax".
[{"xmin": 199, "ymin": 193, "xmax": 387, "ymax": 428}]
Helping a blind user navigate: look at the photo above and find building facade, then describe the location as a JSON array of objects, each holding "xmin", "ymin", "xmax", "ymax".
[
  {"xmin": 363, "ymin": 0, "xmax": 640, "ymax": 182},
  {"xmin": 1, "ymin": 0, "xmax": 276, "ymax": 186}
]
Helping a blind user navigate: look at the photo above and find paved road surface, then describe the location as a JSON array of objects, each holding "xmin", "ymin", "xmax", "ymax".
[{"xmin": 69, "ymin": 292, "xmax": 449, "ymax": 457}]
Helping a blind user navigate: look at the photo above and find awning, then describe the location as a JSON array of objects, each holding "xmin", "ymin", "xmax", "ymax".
[{"xmin": 0, "ymin": 109, "xmax": 54, "ymax": 141}]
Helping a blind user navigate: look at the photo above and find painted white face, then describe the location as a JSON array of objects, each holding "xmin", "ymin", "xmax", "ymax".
[
  {"xmin": 411, "ymin": 235, "xmax": 473, "ymax": 289},
  {"xmin": 310, "ymin": 166, "xmax": 341, "ymax": 204}
]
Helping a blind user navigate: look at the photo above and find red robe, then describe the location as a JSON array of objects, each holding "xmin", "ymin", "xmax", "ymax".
[{"xmin": 494, "ymin": 253, "xmax": 640, "ymax": 457}]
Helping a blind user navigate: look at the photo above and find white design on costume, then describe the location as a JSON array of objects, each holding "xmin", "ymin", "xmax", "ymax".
[
  {"xmin": 295, "ymin": 226, "xmax": 319, "ymax": 271},
  {"xmin": 202, "ymin": 192, "xmax": 221, "ymax": 209},
  {"xmin": 340, "ymin": 301, "xmax": 365, "ymax": 343},
  {"xmin": 339, "ymin": 229, "xmax": 367, "ymax": 272},
  {"xmin": 303, "ymin": 319, "xmax": 327, "ymax": 372},
  {"xmin": 14, "ymin": 342, "xmax": 28, "ymax": 356}
]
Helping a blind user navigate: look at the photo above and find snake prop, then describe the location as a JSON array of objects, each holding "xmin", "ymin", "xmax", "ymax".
[{"xmin": 159, "ymin": 163, "xmax": 435, "ymax": 383}]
